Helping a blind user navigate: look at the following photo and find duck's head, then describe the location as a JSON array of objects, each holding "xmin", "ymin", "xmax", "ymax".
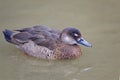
[{"xmin": 60, "ymin": 27, "xmax": 92, "ymax": 47}]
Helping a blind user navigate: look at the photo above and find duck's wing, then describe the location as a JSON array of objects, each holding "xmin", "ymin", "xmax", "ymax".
[
  {"xmin": 29, "ymin": 30, "xmax": 59, "ymax": 50},
  {"xmin": 6, "ymin": 25, "xmax": 61, "ymax": 49}
]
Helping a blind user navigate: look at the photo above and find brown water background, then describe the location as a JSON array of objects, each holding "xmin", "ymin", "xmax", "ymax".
[{"xmin": 0, "ymin": 0, "xmax": 120, "ymax": 80}]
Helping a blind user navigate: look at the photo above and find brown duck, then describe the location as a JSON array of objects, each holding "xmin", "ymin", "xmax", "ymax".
[{"xmin": 3, "ymin": 25, "xmax": 92, "ymax": 60}]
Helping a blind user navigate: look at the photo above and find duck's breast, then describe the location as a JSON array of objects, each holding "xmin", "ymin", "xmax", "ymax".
[{"xmin": 53, "ymin": 43, "xmax": 82, "ymax": 59}]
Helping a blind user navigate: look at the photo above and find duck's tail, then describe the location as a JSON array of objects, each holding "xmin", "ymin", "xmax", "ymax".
[{"xmin": 3, "ymin": 29, "xmax": 14, "ymax": 43}]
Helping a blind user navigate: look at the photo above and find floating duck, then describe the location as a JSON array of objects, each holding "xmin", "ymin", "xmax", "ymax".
[{"xmin": 3, "ymin": 25, "xmax": 92, "ymax": 60}]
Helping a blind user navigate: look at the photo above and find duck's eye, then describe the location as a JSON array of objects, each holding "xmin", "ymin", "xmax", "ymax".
[{"xmin": 74, "ymin": 33, "xmax": 79, "ymax": 37}]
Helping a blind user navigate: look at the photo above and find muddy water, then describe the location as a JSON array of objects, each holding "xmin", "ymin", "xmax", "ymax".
[{"xmin": 0, "ymin": 0, "xmax": 120, "ymax": 80}]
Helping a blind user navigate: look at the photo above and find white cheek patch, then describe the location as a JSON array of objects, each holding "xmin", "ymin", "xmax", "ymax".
[{"xmin": 62, "ymin": 36, "xmax": 77, "ymax": 45}]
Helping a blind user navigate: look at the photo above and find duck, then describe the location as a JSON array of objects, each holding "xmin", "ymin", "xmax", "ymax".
[{"xmin": 3, "ymin": 25, "xmax": 92, "ymax": 60}]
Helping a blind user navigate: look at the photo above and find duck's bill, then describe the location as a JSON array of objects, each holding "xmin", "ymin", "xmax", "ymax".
[{"xmin": 77, "ymin": 37, "xmax": 92, "ymax": 47}]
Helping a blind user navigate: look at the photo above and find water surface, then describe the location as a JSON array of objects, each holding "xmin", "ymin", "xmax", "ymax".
[{"xmin": 0, "ymin": 0, "xmax": 120, "ymax": 80}]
